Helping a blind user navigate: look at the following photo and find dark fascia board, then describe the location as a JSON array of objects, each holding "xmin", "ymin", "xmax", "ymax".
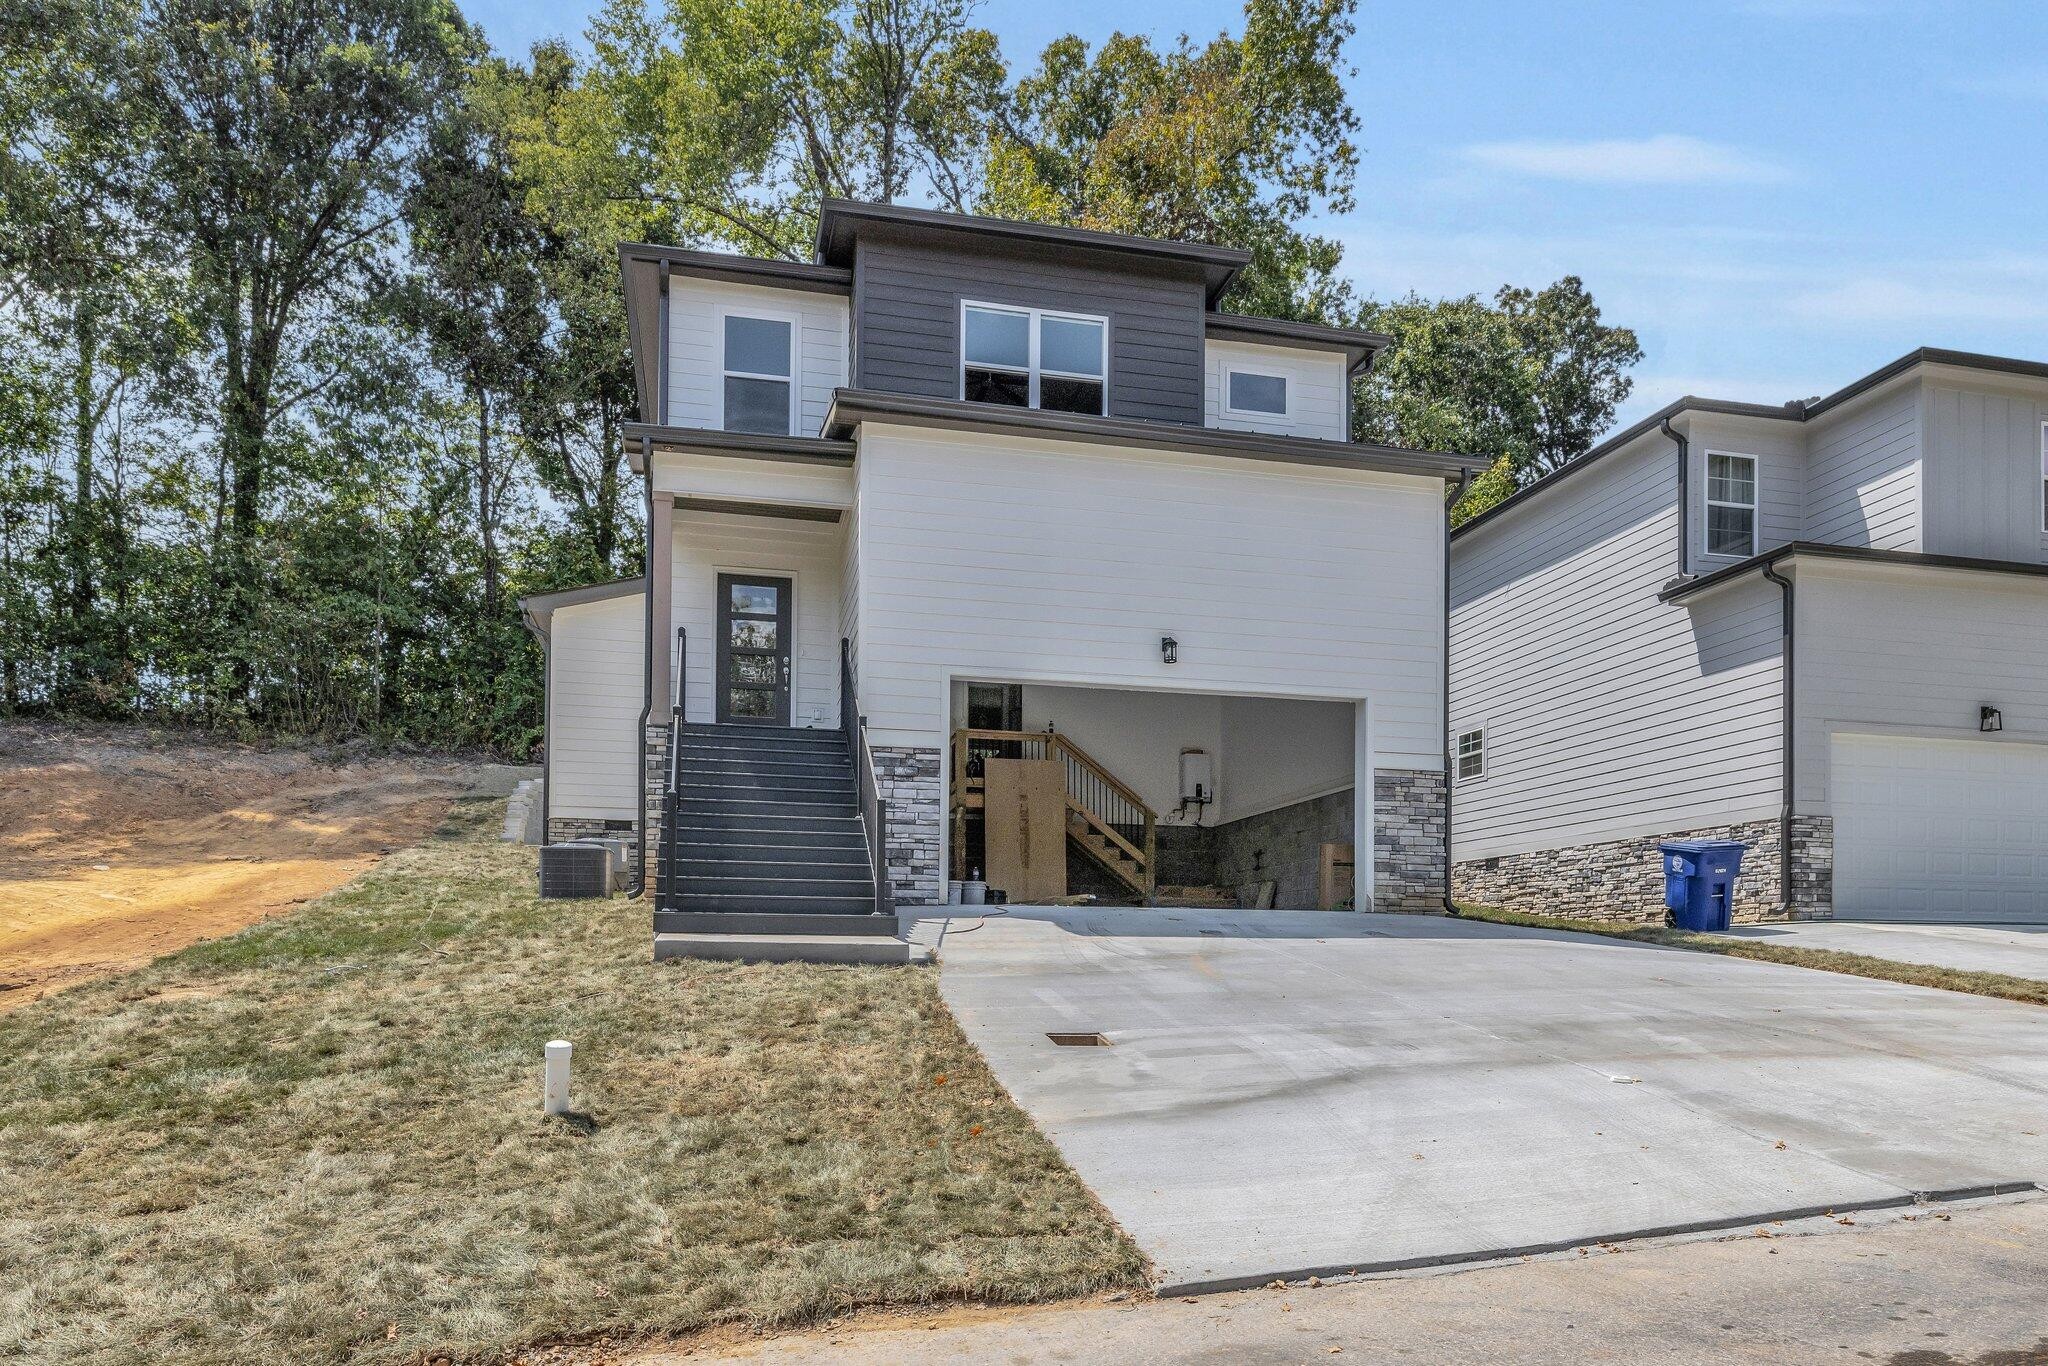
[
  {"xmin": 617, "ymin": 242, "xmax": 852, "ymax": 295},
  {"xmin": 1204, "ymin": 314, "xmax": 1393, "ymax": 376},
  {"xmin": 623, "ymin": 422, "xmax": 857, "ymax": 473},
  {"xmin": 1661, "ymin": 541, "xmax": 2048, "ymax": 604},
  {"xmin": 1454, "ymin": 346, "xmax": 2048, "ymax": 543},
  {"xmin": 823, "ymin": 388, "xmax": 1477, "ymax": 481},
  {"xmin": 518, "ymin": 576, "xmax": 646, "ymax": 636},
  {"xmin": 814, "ymin": 198, "xmax": 1253, "ymax": 304},
  {"xmin": 1454, "ymin": 396, "xmax": 1802, "ymax": 539}
]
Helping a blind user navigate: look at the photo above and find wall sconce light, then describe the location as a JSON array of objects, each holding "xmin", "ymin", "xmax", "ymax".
[
  {"xmin": 1981, "ymin": 704, "xmax": 2003, "ymax": 733},
  {"xmin": 1161, "ymin": 635, "xmax": 1178, "ymax": 665}
]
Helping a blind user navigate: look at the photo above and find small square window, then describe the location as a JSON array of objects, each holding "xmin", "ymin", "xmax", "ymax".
[
  {"xmin": 1227, "ymin": 371, "xmax": 1288, "ymax": 415},
  {"xmin": 1455, "ymin": 728, "xmax": 1485, "ymax": 782}
]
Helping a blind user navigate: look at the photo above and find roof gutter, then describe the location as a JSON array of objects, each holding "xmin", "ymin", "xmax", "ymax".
[
  {"xmin": 1442, "ymin": 465, "xmax": 1477, "ymax": 916},
  {"xmin": 1762, "ymin": 561, "xmax": 1796, "ymax": 911}
]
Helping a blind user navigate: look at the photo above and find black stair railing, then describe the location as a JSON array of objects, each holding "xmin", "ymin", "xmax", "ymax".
[
  {"xmin": 841, "ymin": 638, "xmax": 894, "ymax": 915},
  {"xmin": 662, "ymin": 626, "xmax": 685, "ymax": 910}
]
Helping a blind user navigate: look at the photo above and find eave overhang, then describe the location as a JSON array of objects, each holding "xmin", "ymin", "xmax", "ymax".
[{"xmin": 821, "ymin": 388, "xmax": 1477, "ymax": 482}]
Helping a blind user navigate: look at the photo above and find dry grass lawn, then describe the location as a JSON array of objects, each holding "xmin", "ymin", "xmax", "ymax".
[
  {"xmin": 0, "ymin": 800, "xmax": 1145, "ymax": 1364},
  {"xmin": 1457, "ymin": 904, "xmax": 2048, "ymax": 1007}
]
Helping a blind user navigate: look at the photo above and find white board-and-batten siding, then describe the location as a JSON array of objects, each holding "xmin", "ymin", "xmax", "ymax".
[
  {"xmin": 1450, "ymin": 433, "xmax": 1784, "ymax": 863},
  {"xmin": 664, "ymin": 278, "xmax": 848, "ymax": 436},
  {"xmin": 848, "ymin": 423, "xmax": 1446, "ymax": 770},
  {"xmin": 1202, "ymin": 340, "xmax": 1349, "ymax": 441},
  {"xmin": 546, "ymin": 592, "xmax": 646, "ymax": 822}
]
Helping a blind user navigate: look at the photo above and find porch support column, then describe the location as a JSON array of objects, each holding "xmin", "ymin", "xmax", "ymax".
[{"xmin": 648, "ymin": 488, "xmax": 675, "ymax": 711}]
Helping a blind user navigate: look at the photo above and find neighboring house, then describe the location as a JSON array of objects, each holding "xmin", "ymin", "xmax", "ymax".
[
  {"xmin": 521, "ymin": 199, "xmax": 1474, "ymax": 931},
  {"xmin": 1449, "ymin": 349, "xmax": 2048, "ymax": 924}
]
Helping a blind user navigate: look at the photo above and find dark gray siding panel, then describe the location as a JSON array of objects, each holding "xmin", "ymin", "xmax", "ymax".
[{"xmin": 851, "ymin": 230, "xmax": 1208, "ymax": 425}]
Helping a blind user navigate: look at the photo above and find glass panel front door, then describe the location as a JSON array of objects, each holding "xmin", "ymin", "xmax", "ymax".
[{"xmin": 716, "ymin": 573, "xmax": 793, "ymax": 726}]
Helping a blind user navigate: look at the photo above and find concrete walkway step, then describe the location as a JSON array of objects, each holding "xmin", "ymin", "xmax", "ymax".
[{"xmin": 653, "ymin": 931, "xmax": 931, "ymax": 966}]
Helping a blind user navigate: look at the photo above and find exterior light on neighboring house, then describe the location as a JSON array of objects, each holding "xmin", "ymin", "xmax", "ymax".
[
  {"xmin": 1981, "ymin": 704, "xmax": 2003, "ymax": 733},
  {"xmin": 1161, "ymin": 635, "xmax": 1178, "ymax": 665}
]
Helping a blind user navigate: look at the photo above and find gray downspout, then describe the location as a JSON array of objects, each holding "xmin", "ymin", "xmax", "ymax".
[
  {"xmin": 1763, "ymin": 561, "xmax": 1796, "ymax": 911},
  {"xmin": 1442, "ymin": 466, "xmax": 1476, "ymax": 915},
  {"xmin": 629, "ymin": 448, "xmax": 655, "ymax": 898},
  {"xmin": 1661, "ymin": 415, "xmax": 1690, "ymax": 577}
]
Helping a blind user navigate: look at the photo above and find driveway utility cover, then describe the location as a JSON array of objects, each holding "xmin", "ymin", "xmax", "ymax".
[{"xmin": 918, "ymin": 908, "xmax": 2048, "ymax": 1292}]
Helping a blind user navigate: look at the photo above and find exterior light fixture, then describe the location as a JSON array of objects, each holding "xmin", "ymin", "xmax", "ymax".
[
  {"xmin": 1161, "ymin": 635, "xmax": 1178, "ymax": 665},
  {"xmin": 1981, "ymin": 704, "xmax": 2003, "ymax": 733}
]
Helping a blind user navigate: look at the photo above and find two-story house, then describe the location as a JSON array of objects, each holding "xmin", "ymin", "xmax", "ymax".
[
  {"xmin": 520, "ymin": 199, "xmax": 1474, "ymax": 950},
  {"xmin": 1450, "ymin": 348, "xmax": 2048, "ymax": 924}
]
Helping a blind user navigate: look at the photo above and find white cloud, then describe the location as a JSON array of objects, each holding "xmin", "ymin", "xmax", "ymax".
[{"xmin": 1460, "ymin": 135, "xmax": 1795, "ymax": 187}]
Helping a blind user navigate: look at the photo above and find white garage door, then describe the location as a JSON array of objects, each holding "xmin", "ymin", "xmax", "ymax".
[{"xmin": 1832, "ymin": 733, "xmax": 2048, "ymax": 922}]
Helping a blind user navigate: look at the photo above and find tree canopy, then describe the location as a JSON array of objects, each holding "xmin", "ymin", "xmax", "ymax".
[{"xmin": 0, "ymin": 0, "xmax": 1643, "ymax": 750}]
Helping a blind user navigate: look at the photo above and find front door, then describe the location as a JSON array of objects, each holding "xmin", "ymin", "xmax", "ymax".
[{"xmin": 716, "ymin": 573, "xmax": 793, "ymax": 725}]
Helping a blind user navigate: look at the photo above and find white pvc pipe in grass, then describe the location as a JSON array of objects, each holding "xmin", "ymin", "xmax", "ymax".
[{"xmin": 543, "ymin": 1039, "xmax": 571, "ymax": 1115}]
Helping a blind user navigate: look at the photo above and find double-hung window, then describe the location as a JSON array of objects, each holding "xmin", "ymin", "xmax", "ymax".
[
  {"xmin": 722, "ymin": 313, "xmax": 795, "ymax": 435},
  {"xmin": 1705, "ymin": 452, "xmax": 1758, "ymax": 558},
  {"xmin": 1455, "ymin": 728, "xmax": 1485, "ymax": 783},
  {"xmin": 1225, "ymin": 369, "xmax": 1289, "ymax": 417},
  {"xmin": 961, "ymin": 303, "xmax": 1106, "ymax": 415}
]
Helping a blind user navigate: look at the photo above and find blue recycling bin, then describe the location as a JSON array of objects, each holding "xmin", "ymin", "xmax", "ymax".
[{"xmin": 1659, "ymin": 840, "xmax": 1749, "ymax": 932}]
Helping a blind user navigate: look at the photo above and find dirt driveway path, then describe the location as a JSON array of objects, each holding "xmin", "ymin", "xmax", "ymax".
[{"xmin": 0, "ymin": 724, "xmax": 482, "ymax": 1011}]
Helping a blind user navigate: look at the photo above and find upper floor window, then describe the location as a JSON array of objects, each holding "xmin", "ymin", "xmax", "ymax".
[
  {"xmin": 1225, "ymin": 369, "xmax": 1288, "ymax": 416},
  {"xmin": 1706, "ymin": 452, "xmax": 1758, "ymax": 558},
  {"xmin": 961, "ymin": 303, "xmax": 1105, "ymax": 415},
  {"xmin": 1455, "ymin": 727, "xmax": 1486, "ymax": 783},
  {"xmin": 2039, "ymin": 421, "xmax": 2046, "ymax": 534},
  {"xmin": 722, "ymin": 313, "xmax": 794, "ymax": 435}
]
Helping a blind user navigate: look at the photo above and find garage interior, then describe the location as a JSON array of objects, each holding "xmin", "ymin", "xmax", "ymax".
[{"xmin": 948, "ymin": 680, "xmax": 1361, "ymax": 909}]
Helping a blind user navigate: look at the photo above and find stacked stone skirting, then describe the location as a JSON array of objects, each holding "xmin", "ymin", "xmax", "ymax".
[
  {"xmin": 1453, "ymin": 816, "xmax": 1836, "ymax": 923},
  {"xmin": 1372, "ymin": 769, "xmax": 1447, "ymax": 913},
  {"xmin": 546, "ymin": 817, "xmax": 632, "ymax": 845},
  {"xmin": 873, "ymin": 744, "xmax": 942, "ymax": 906},
  {"xmin": 641, "ymin": 723, "xmax": 669, "ymax": 896}
]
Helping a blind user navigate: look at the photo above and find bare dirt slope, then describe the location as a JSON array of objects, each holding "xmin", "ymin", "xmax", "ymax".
[{"xmin": 0, "ymin": 723, "xmax": 476, "ymax": 1011}]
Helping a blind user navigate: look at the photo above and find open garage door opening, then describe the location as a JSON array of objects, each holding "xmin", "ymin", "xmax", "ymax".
[{"xmin": 948, "ymin": 680, "xmax": 1364, "ymax": 910}]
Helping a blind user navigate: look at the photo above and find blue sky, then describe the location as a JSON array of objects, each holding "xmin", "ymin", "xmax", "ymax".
[{"xmin": 470, "ymin": 0, "xmax": 2048, "ymax": 431}]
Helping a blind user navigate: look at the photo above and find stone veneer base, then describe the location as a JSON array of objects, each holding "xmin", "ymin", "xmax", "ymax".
[
  {"xmin": 1453, "ymin": 816, "xmax": 1835, "ymax": 923},
  {"xmin": 872, "ymin": 744, "xmax": 943, "ymax": 907}
]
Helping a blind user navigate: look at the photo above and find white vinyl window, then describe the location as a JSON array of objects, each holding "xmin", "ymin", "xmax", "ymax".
[
  {"xmin": 1455, "ymin": 728, "xmax": 1485, "ymax": 783},
  {"xmin": 961, "ymin": 302, "xmax": 1106, "ymax": 415},
  {"xmin": 1224, "ymin": 369, "xmax": 1289, "ymax": 416},
  {"xmin": 1705, "ymin": 452, "xmax": 1759, "ymax": 558},
  {"xmin": 721, "ymin": 312, "xmax": 795, "ymax": 435}
]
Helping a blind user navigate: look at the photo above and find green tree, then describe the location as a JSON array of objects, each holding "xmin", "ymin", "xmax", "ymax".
[
  {"xmin": 114, "ymin": 0, "xmax": 474, "ymax": 705},
  {"xmin": 1353, "ymin": 280, "xmax": 1641, "ymax": 523},
  {"xmin": 507, "ymin": 0, "xmax": 1006, "ymax": 259},
  {"xmin": 980, "ymin": 0, "xmax": 1360, "ymax": 317}
]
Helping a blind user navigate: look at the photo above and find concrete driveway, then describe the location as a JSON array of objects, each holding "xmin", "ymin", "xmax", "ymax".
[
  {"xmin": 1726, "ymin": 920, "xmax": 2048, "ymax": 980},
  {"xmin": 915, "ymin": 908, "xmax": 2048, "ymax": 1293}
]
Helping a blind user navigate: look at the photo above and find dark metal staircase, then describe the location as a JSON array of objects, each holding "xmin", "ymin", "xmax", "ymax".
[{"xmin": 653, "ymin": 633, "xmax": 897, "ymax": 941}]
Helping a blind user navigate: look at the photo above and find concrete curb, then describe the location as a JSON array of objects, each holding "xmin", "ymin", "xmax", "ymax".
[{"xmin": 1155, "ymin": 1181, "xmax": 2041, "ymax": 1297}]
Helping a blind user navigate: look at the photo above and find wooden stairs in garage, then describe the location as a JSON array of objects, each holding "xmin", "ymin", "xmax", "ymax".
[{"xmin": 950, "ymin": 728, "xmax": 1159, "ymax": 900}]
